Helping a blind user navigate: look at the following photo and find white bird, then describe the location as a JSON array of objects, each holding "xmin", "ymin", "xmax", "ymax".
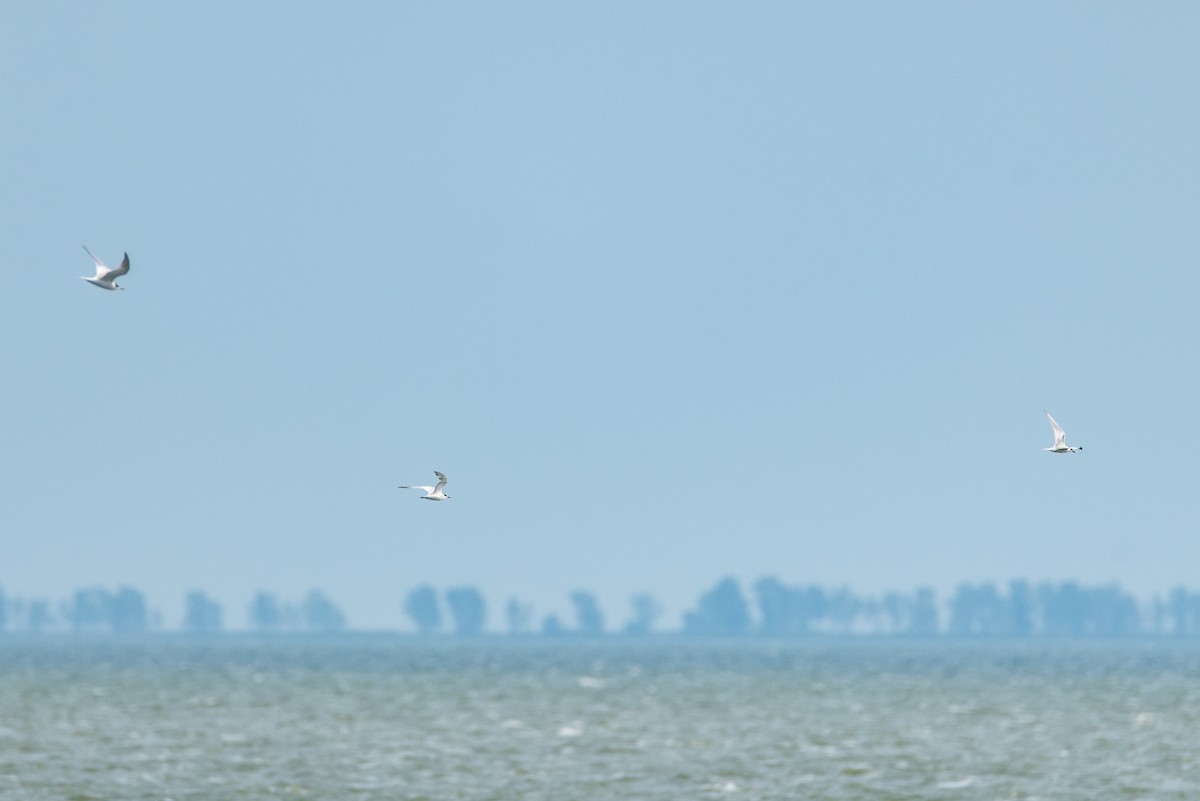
[
  {"xmin": 81, "ymin": 246, "xmax": 130, "ymax": 290},
  {"xmin": 399, "ymin": 471, "xmax": 450, "ymax": 500},
  {"xmin": 1043, "ymin": 410, "xmax": 1082, "ymax": 453}
]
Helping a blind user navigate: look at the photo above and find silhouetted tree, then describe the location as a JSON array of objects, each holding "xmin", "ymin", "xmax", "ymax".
[
  {"xmin": 404, "ymin": 585, "xmax": 442, "ymax": 634},
  {"xmin": 825, "ymin": 587, "xmax": 863, "ymax": 633},
  {"xmin": 0, "ymin": 585, "xmax": 6, "ymax": 632},
  {"xmin": 183, "ymin": 591, "xmax": 223, "ymax": 633},
  {"xmin": 69, "ymin": 587, "xmax": 113, "ymax": 633},
  {"xmin": 249, "ymin": 592, "xmax": 284, "ymax": 631},
  {"xmin": 1091, "ymin": 584, "xmax": 1139, "ymax": 636},
  {"xmin": 111, "ymin": 586, "xmax": 147, "ymax": 633},
  {"xmin": 755, "ymin": 577, "xmax": 828, "ymax": 636},
  {"xmin": 624, "ymin": 593, "xmax": 663, "ymax": 635},
  {"xmin": 683, "ymin": 577, "xmax": 750, "ymax": 636},
  {"xmin": 445, "ymin": 586, "xmax": 486, "ymax": 635},
  {"xmin": 880, "ymin": 592, "xmax": 903, "ymax": 633},
  {"xmin": 756, "ymin": 576, "xmax": 800, "ymax": 636},
  {"xmin": 1168, "ymin": 587, "xmax": 1200, "ymax": 636},
  {"xmin": 1009, "ymin": 579, "xmax": 1034, "ymax": 636},
  {"xmin": 302, "ymin": 589, "xmax": 346, "ymax": 632},
  {"xmin": 571, "ymin": 590, "xmax": 604, "ymax": 635},
  {"xmin": 505, "ymin": 597, "xmax": 533, "ymax": 634},
  {"xmin": 541, "ymin": 614, "xmax": 565, "ymax": 636},
  {"xmin": 1038, "ymin": 582, "xmax": 1086, "ymax": 637}
]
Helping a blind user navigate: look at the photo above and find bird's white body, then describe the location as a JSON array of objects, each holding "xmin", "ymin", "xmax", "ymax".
[
  {"xmin": 1043, "ymin": 410, "xmax": 1082, "ymax": 453},
  {"xmin": 81, "ymin": 246, "xmax": 130, "ymax": 290},
  {"xmin": 400, "ymin": 471, "xmax": 450, "ymax": 500}
]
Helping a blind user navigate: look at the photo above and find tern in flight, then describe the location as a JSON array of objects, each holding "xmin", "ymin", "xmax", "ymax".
[
  {"xmin": 399, "ymin": 471, "xmax": 450, "ymax": 500},
  {"xmin": 1043, "ymin": 410, "xmax": 1082, "ymax": 453},
  {"xmin": 81, "ymin": 246, "xmax": 130, "ymax": 290}
]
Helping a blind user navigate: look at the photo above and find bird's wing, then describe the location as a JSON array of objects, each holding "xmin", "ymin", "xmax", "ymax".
[
  {"xmin": 1045, "ymin": 410, "xmax": 1067, "ymax": 447},
  {"xmin": 433, "ymin": 471, "xmax": 448, "ymax": 492},
  {"xmin": 82, "ymin": 245, "xmax": 106, "ymax": 268},
  {"xmin": 108, "ymin": 253, "xmax": 130, "ymax": 278},
  {"xmin": 82, "ymin": 245, "xmax": 110, "ymax": 278},
  {"xmin": 400, "ymin": 485, "xmax": 435, "ymax": 494}
]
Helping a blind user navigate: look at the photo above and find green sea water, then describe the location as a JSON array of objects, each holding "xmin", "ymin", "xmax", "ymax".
[{"xmin": 0, "ymin": 639, "xmax": 1197, "ymax": 800}]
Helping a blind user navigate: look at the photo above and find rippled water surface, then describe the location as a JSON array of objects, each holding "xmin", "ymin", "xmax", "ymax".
[{"xmin": 1, "ymin": 638, "xmax": 1199, "ymax": 800}]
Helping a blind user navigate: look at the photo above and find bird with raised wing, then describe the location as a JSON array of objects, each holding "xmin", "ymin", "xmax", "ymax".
[
  {"xmin": 1043, "ymin": 410, "xmax": 1082, "ymax": 453},
  {"xmin": 399, "ymin": 471, "xmax": 450, "ymax": 500},
  {"xmin": 81, "ymin": 246, "xmax": 130, "ymax": 290}
]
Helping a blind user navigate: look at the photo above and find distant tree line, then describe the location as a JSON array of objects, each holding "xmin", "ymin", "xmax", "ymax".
[
  {"xmin": 4, "ymin": 578, "xmax": 1200, "ymax": 638},
  {"xmin": 0, "ymin": 586, "xmax": 347, "ymax": 635},
  {"xmin": 245, "ymin": 589, "xmax": 347, "ymax": 633},
  {"xmin": 0, "ymin": 586, "xmax": 155, "ymax": 634},
  {"xmin": 401, "ymin": 586, "xmax": 663, "ymax": 636},
  {"xmin": 680, "ymin": 576, "xmax": 1193, "ymax": 638}
]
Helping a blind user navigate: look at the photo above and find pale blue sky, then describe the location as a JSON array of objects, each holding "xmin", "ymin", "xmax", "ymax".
[{"xmin": 3, "ymin": 3, "xmax": 1200, "ymax": 630}]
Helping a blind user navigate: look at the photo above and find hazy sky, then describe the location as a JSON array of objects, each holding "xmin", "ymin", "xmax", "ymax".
[{"xmin": 4, "ymin": 3, "xmax": 1200, "ymax": 630}]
